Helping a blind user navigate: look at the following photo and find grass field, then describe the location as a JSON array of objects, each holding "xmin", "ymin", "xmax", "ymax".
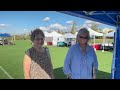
[
  {"xmin": 89, "ymin": 39, "xmax": 113, "ymax": 44},
  {"xmin": 0, "ymin": 40, "xmax": 113, "ymax": 79}
]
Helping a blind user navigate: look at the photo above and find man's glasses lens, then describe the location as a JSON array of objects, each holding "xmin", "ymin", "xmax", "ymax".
[{"xmin": 79, "ymin": 36, "xmax": 88, "ymax": 39}]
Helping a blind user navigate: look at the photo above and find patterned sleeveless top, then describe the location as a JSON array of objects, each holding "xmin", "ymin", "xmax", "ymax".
[{"xmin": 25, "ymin": 47, "xmax": 54, "ymax": 79}]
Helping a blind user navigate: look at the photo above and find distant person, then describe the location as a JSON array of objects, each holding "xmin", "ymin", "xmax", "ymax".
[
  {"xmin": 23, "ymin": 28, "xmax": 54, "ymax": 79},
  {"xmin": 63, "ymin": 28, "xmax": 98, "ymax": 79}
]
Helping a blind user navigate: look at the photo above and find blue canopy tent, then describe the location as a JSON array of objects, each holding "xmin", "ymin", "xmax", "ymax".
[
  {"xmin": 58, "ymin": 11, "xmax": 120, "ymax": 79},
  {"xmin": 0, "ymin": 33, "xmax": 11, "ymax": 37}
]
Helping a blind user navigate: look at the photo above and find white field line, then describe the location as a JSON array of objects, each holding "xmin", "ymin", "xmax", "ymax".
[{"xmin": 0, "ymin": 66, "xmax": 14, "ymax": 79}]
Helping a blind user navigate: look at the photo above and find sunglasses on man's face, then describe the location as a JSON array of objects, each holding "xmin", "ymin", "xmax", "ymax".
[{"xmin": 79, "ymin": 36, "xmax": 88, "ymax": 39}]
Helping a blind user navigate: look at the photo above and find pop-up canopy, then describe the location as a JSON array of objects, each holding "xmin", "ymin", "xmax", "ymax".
[
  {"xmin": 58, "ymin": 11, "xmax": 120, "ymax": 79},
  {"xmin": 0, "ymin": 33, "xmax": 11, "ymax": 37}
]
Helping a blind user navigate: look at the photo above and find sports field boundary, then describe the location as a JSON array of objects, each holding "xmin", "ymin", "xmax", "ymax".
[{"xmin": 0, "ymin": 66, "xmax": 14, "ymax": 79}]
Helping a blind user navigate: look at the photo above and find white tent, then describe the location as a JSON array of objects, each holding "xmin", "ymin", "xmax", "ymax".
[
  {"xmin": 64, "ymin": 33, "xmax": 76, "ymax": 38},
  {"xmin": 75, "ymin": 28, "xmax": 103, "ymax": 37},
  {"xmin": 44, "ymin": 31, "xmax": 53, "ymax": 45},
  {"xmin": 49, "ymin": 31, "xmax": 64, "ymax": 46},
  {"xmin": 63, "ymin": 33, "xmax": 76, "ymax": 45},
  {"xmin": 87, "ymin": 28, "xmax": 103, "ymax": 46},
  {"xmin": 44, "ymin": 31, "xmax": 49, "ymax": 34},
  {"xmin": 87, "ymin": 28, "xmax": 103, "ymax": 36},
  {"xmin": 44, "ymin": 31, "xmax": 52, "ymax": 37},
  {"xmin": 86, "ymin": 28, "xmax": 103, "ymax": 51},
  {"xmin": 50, "ymin": 31, "xmax": 63, "ymax": 37},
  {"xmin": 75, "ymin": 32, "xmax": 78, "ymax": 36},
  {"xmin": 101, "ymin": 31, "xmax": 115, "ymax": 52}
]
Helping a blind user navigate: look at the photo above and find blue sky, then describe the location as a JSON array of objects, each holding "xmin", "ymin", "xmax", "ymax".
[{"xmin": 0, "ymin": 11, "xmax": 115, "ymax": 35}]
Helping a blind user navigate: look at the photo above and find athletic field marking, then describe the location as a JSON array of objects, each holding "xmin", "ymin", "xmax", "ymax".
[{"xmin": 0, "ymin": 66, "xmax": 14, "ymax": 79}]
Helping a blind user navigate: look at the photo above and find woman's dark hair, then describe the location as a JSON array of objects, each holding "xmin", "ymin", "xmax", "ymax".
[{"xmin": 31, "ymin": 28, "xmax": 45, "ymax": 42}]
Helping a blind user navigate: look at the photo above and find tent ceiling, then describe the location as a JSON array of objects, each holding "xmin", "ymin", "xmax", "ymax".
[{"xmin": 58, "ymin": 11, "xmax": 120, "ymax": 26}]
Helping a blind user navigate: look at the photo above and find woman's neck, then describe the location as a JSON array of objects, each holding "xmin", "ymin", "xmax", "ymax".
[{"xmin": 33, "ymin": 46, "xmax": 43, "ymax": 52}]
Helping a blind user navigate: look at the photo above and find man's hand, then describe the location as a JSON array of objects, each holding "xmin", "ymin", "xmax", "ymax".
[
  {"xmin": 93, "ymin": 67, "xmax": 97, "ymax": 79},
  {"xmin": 67, "ymin": 74, "xmax": 72, "ymax": 79},
  {"xmin": 93, "ymin": 75, "xmax": 96, "ymax": 79}
]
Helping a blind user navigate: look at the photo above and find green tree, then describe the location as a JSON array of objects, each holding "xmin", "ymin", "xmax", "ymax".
[
  {"xmin": 57, "ymin": 29, "xmax": 65, "ymax": 35},
  {"xmin": 91, "ymin": 23, "xmax": 99, "ymax": 31},
  {"xmin": 62, "ymin": 31, "xmax": 65, "ymax": 35},
  {"xmin": 87, "ymin": 21, "xmax": 100, "ymax": 32},
  {"xmin": 57, "ymin": 29, "xmax": 62, "ymax": 34},
  {"xmin": 70, "ymin": 21, "xmax": 76, "ymax": 34}
]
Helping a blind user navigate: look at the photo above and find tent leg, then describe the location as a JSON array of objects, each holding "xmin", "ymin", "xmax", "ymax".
[
  {"xmin": 102, "ymin": 34, "xmax": 105, "ymax": 52},
  {"xmin": 112, "ymin": 25, "xmax": 120, "ymax": 79}
]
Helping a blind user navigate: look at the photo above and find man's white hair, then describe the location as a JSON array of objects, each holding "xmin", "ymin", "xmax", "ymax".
[{"xmin": 77, "ymin": 28, "xmax": 90, "ymax": 40}]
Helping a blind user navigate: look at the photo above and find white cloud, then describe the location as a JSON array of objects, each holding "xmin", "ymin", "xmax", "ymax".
[
  {"xmin": 49, "ymin": 23, "xmax": 67, "ymax": 30},
  {"xmin": 39, "ymin": 23, "xmax": 82, "ymax": 32},
  {"xmin": 43, "ymin": 17, "xmax": 50, "ymax": 22},
  {"xmin": 66, "ymin": 21, "xmax": 74, "ymax": 24},
  {"xmin": 24, "ymin": 29, "xmax": 27, "ymax": 31},
  {"xmin": 83, "ymin": 20, "xmax": 102, "ymax": 28},
  {"xmin": 39, "ymin": 26, "xmax": 48, "ymax": 31},
  {"xmin": 23, "ymin": 29, "xmax": 30, "ymax": 34},
  {"xmin": 0, "ymin": 24, "xmax": 5, "ymax": 26},
  {"xmin": 39, "ymin": 23, "xmax": 68, "ymax": 32},
  {"xmin": 0, "ymin": 24, "xmax": 9, "ymax": 28},
  {"xmin": 85, "ymin": 20, "xmax": 101, "ymax": 25}
]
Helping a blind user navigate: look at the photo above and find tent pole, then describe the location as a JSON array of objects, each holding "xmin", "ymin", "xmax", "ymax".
[
  {"xmin": 94, "ymin": 35, "xmax": 96, "ymax": 51},
  {"xmin": 111, "ymin": 31, "xmax": 116, "ymax": 79},
  {"xmin": 112, "ymin": 25, "xmax": 120, "ymax": 79},
  {"xmin": 102, "ymin": 34, "xmax": 105, "ymax": 52},
  {"xmin": 13, "ymin": 34, "xmax": 15, "ymax": 45}
]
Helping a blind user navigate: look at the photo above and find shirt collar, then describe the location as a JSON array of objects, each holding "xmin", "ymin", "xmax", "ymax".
[{"xmin": 77, "ymin": 42, "xmax": 90, "ymax": 53}]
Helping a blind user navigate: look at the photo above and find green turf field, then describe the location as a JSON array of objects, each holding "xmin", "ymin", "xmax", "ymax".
[{"xmin": 0, "ymin": 40, "xmax": 113, "ymax": 79}]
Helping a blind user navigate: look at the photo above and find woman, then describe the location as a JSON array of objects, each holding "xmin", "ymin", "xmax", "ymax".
[
  {"xmin": 23, "ymin": 28, "xmax": 54, "ymax": 79},
  {"xmin": 63, "ymin": 28, "xmax": 98, "ymax": 79}
]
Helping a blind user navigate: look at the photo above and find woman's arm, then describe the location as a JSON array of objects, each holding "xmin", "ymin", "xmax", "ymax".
[{"xmin": 23, "ymin": 54, "xmax": 31, "ymax": 79}]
